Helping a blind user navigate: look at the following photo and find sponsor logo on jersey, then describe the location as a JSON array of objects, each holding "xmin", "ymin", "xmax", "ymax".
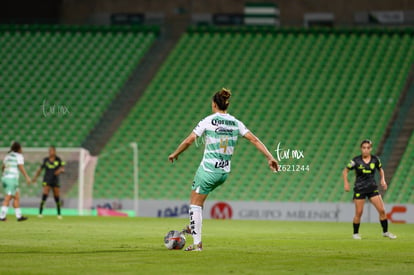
[
  {"xmin": 215, "ymin": 127, "xmax": 233, "ymax": 135},
  {"xmin": 46, "ymin": 162, "xmax": 58, "ymax": 169},
  {"xmin": 211, "ymin": 119, "xmax": 236, "ymax": 126},
  {"xmin": 215, "ymin": 160, "xmax": 229, "ymax": 168}
]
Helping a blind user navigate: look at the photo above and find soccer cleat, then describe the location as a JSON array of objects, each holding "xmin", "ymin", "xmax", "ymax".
[
  {"xmin": 38, "ymin": 214, "xmax": 43, "ymax": 218},
  {"xmin": 181, "ymin": 225, "xmax": 192, "ymax": 235},
  {"xmin": 57, "ymin": 215, "xmax": 63, "ymax": 220},
  {"xmin": 352, "ymin": 234, "xmax": 362, "ymax": 240},
  {"xmin": 383, "ymin": 232, "xmax": 397, "ymax": 239},
  {"xmin": 184, "ymin": 242, "xmax": 202, "ymax": 251},
  {"xmin": 17, "ymin": 216, "xmax": 28, "ymax": 222},
  {"xmin": 0, "ymin": 218, "xmax": 7, "ymax": 222}
]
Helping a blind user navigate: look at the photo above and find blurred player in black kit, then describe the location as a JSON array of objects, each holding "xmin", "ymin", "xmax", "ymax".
[
  {"xmin": 33, "ymin": 146, "xmax": 65, "ymax": 219},
  {"xmin": 342, "ymin": 140, "xmax": 396, "ymax": 240}
]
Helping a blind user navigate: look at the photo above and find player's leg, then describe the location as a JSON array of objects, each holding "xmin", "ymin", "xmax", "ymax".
[
  {"xmin": 0, "ymin": 194, "xmax": 12, "ymax": 221},
  {"xmin": 184, "ymin": 168, "xmax": 227, "ymax": 251},
  {"xmin": 13, "ymin": 191, "xmax": 27, "ymax": 221},
  {"xmin": 39, "ymin": 184, "xmax": 50, "ymax": 217},
  {"xmin": 1, "ymin": 178, "xmax": 21, "ymax": 221},
  {"xmin": 52, "ymin": 186, "xmax": 62, "ymax": 219},
  {"xmin": 186, "ymin": 190, "xmax": 208, "ymax": 249},
  {"xmin": 352, "ymin": 195, "xmax": 365, "ymax": 239},
  {"xmin": 183, "ymin": 167, "xmax": 211, "ymax": 251},
  {"xmin": 369, "ymin": 194, "xmax": 397, "ymax": 239}
]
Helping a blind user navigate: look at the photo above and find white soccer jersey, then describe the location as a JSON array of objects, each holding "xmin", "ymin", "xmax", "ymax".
[
  {"xmin": 193, "ymin": 112, "xmax": 249, "ymax": 173},
  {"xmin": 2, "ymin": 152, "xmax": 24, "ymax": 179}
]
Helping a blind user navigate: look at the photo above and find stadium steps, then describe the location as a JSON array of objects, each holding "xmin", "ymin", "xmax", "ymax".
[
  {"xmin": 92, "ymin": 27, "xmax": 414, "ymax": 202},
  {"xmin": 82, "ymin": 33, "xmax": 179, "ymax": 156},
  {"xmin": 382, "ymin": 73, "xmax": 414, "ymax": 203},
  {"xmin": 378, "ymin": 65, "xmax": 414, "ymax": 186},
  {"xmin": 385, "ymin": 131, "xmax": 414, "ymax": 203}
]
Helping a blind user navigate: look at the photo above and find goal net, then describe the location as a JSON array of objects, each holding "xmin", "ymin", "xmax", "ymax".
[
  {"xmin": 91, "ymin": 143, "xmax": 139, "ymax": 217},
  {"xmin": 0, "ymin": 147, "xmax": 97, "ymax": 216}
]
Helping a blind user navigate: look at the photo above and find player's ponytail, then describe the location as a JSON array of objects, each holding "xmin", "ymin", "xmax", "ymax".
[
  {"xmin": 213, "ymin": 88, "xmax": 232, "ymax": 111},
  {"xmin": 9, "ymin": 141, "xmax": 21, "ymax": 153}
]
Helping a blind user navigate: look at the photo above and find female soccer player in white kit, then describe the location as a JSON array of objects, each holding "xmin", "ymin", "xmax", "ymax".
[
  {"xmin": 1, "ymin": 141, "xmax": 31, "ymax": 221},
  {"xmin": 169, "ymin": 88, "xmax": 279, "ymax": 251}
]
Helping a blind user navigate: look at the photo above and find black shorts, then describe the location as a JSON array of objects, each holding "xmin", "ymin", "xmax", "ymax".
[
  {"xmin": 353, "ymin": 190, "xmax": 380, "ymax": 200},
  {"xmin": 42, "ymin": 181, "xmax": 60, "ymax": 188}
]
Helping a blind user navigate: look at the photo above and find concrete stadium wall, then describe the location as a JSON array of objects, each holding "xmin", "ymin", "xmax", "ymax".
[{"xmin": 60, "ymin": 0, "xmax": 414, "ymax": 25}]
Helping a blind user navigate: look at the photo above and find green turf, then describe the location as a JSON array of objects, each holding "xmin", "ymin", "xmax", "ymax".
[{"xmin": 0, "ymin": 216, "xmax": 413, "ymax": 274}]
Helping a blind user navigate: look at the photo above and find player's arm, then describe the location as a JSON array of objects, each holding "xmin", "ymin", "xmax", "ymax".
[
  {"xmin": 243, "ymin": 132, "xmax": 279, "ymax": 172},
  {"xmin": 1, "ymin": 164, "xmax": 4, "ymax": 172},
  {"xmin": 379, "ymin": 168, "xmax": 387, "ymax": 190},
  {"xmin": 168, "ymin": 132, "xmax": 197, "ymax": 163},
  {"xmin": 18, "ymin": 164, "xmax": 31, "ymax": 184},
  {"xmin": 342, "ymin": 168, "xmax": 351, "ymax": 192},
  {"xmin": 32, "ymin": 166, "xmax": 43, "ymax": 182},
  {"xmin": 55, "ymin": 166, "xmax": 64, "ymax": 175},
  {"xmin": 55, "ymin": 161, "xmax": 65, "ymax": 176}
]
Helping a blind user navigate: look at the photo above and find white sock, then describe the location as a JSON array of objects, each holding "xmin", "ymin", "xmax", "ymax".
[
  {"xmin": 189, "ymin": 204, "xmax": 202, "ymax": 245},
  {"xmin": 15, "ymin": 208, "xmax": 22, "ymax": 219},
  {"xmin": 1, "ymin": 206, "xmax": 8, "ymax": 219}
]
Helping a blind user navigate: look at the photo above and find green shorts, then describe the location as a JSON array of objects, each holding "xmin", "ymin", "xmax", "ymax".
[
  {"xmin": 2, "ymin": 177, "xmax": 19, "ymax": 196},
  {"xmin": 192, "ymin": 166, "xmax": 228, "ymax": 195}
]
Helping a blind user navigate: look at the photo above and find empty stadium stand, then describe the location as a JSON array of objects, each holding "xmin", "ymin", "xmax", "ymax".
[
  {"xmin": 0, "ymin": 24, "xmax": 158, "ymax": 197},
  {"xmin": 93, "ymin": 26, "xmax": 414, "ymax": 202},
  {"xmin": 0, "ymin": 24, "xmax": 158, "ymax": 148},
  {"xmin": 2, "ymin": 25, "xmax": 412, "ymax": 202}
]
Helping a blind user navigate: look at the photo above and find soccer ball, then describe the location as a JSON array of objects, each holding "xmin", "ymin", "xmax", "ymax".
[{"xmin": 164, "ymin": 230, "xmax": 186, "ymax": 250}]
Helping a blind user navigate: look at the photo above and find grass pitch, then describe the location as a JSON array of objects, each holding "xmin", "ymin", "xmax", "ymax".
[{"xmin": 0, "ymin": 216, "xmax": 413, "ymax": 274}]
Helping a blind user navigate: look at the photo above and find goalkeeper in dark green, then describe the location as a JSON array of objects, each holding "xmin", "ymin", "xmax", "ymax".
[{"xmin": 33, "ymin": 146, "xmax": 65, "ymax": 219}]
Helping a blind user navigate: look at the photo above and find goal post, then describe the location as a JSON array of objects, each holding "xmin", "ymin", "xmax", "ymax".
[
  {"xmin": 130, "ymin": 142, "xmax": 139, "ymax": 217},
  {"xmin": 78, "ymin": 148, "xmax": 99, "ymax": 216}
]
